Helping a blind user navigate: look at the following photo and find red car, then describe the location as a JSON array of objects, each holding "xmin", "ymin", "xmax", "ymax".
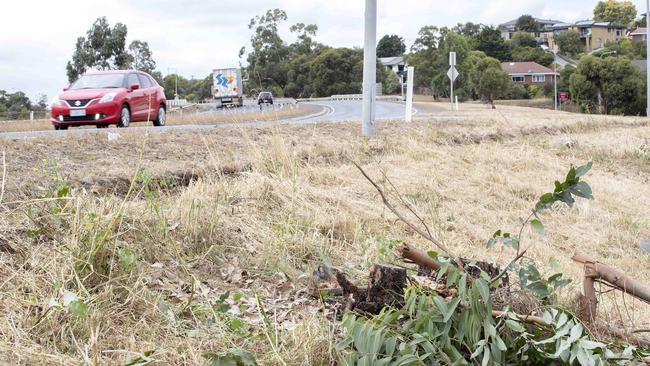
[{"xmin": 51, "ymin": 70, "xmax": 166, "ymax": 130}]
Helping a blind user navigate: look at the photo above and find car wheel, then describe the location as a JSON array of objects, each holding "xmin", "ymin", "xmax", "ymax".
[
  {"xmin": 118, "ymin": 105, "xmax": 130, "ymax": 128},
  {"xmin": 153, "ymin": 105, "xmax": 166, "ymax": 127},
  {"xmin": 96, "ymin": 124, "xmax": 108, "ymax": 129},
  {"xmin": 54, "ymin": 125, "xmax": 69, "ymax": 131}
]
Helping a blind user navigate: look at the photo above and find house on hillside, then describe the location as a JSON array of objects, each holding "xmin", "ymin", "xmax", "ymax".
[
  {"xmin": 629, "ymin": 28, "xmax": 647, "ymax": 43},
  {"xmin": 498, "ymin": 17, "xmax": 565, "ymax": 45},
  {"xmin": 501, "ymin": 62, "xmax": 559, "ymax": 88},
  {"xmin": 550, "ymin": 20, "xmax": 627, "ymax": 52},
  {"xmin": 380, "ymin": 56, "xmax": 407, "ymax": 77}
]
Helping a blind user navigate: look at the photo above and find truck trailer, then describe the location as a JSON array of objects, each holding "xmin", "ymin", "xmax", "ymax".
[{"xmin": 212, "ymin": 68, "xmax": 244, "ymax": 108}]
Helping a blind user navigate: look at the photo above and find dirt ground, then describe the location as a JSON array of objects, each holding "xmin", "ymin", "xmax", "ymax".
[{"xmin": 0, "ymin": 105, "xmax": 649, "ymax": 364}]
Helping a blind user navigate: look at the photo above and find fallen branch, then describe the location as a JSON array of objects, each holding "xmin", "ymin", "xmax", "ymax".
[
  {"xmin": 350, "ymin": 160, "xmax": 466, "ymax": 272},
  {"xmin": 572, "ymin": 254, "xmax": 650, "ymax": 305},
  {"xmin": 397, "ymin": 243, "xmax": 440, "ymax": 272}
]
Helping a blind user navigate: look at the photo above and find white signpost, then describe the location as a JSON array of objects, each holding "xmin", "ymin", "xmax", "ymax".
[
  {"xmin": 362, "ymin": 0, "xmax": 377, "ymax": 137},
  {"xmin": 448, "ymin": 52, "xmax": 459, "ymax": 111},
  {"xmin": 405, "ymin": 67, "xmax": 414, "ymax": 122}
]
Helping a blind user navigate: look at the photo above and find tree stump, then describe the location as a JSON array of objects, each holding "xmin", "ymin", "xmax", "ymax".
[{"xmin": 355, "ymin": 264, "xmax": 407, "ymax": 314}]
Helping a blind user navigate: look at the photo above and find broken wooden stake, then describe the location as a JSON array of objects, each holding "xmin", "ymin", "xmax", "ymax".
[{"xmin": 573, "ymin": 254, "xmax": 650, "ymax": 305}]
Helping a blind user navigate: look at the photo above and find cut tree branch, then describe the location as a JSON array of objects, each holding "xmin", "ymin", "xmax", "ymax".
[
  {"xmin": 572, "ymin": 254, "xmax": 650, "ymax": 305},
  {"xmin": 351, "ymin": 159, "xmax": 466, "ymax": 271}
]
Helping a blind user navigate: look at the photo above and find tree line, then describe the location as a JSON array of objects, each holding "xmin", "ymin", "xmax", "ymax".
[{"xmin": 0, "ymin": 90, "xmax": 48, "ymax": 120}]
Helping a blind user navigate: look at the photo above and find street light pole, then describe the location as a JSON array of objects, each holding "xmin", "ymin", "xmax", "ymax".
[
  {"xmin": 362, "ymin": 0, "xmax": 377, "ymax": 137},
  {"xmin": 553, "ymin": 51, "xmax": 558, "ymax": 111}
]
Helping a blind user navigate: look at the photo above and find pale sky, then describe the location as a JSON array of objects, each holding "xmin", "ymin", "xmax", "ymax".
[{"xmin": 0, "ymin": 0, "xmax": 647, "ymax": 102}]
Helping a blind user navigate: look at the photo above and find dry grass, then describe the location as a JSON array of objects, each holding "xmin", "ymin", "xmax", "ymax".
[
  {"xmin": 0, "ymin": 104, "xmax": 320, "ymax": 133},
  {"xmin": 0, "ymin": 105, "xmax": 649, "ymax": 364}
]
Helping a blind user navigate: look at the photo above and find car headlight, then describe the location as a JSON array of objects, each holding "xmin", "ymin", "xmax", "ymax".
[
  {"xmin": 99, "ymin": 92, "xmax": 118, "ymax": 103},
  {"xmin": 51, "ymin": 98, "xmax": 64, "ymax": 107}
]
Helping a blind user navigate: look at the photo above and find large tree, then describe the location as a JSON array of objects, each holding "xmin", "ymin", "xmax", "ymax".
[
  {"xmin": 554, "ymin": 30, "xmax": 582, "ymax": 57},
  {"xmin": 570, "ymin": 55, "xmax": 645, "ymax": 115},
  {"xmin": 66, "ymin": 17, "xmax": 132, "ymax": 83},
  {"xmin": 479, "ymin": 67, "xmax": 511, "ymax": 107},
  {"xmin": 377, "ymin": 34, "xmax": 406, "ymax": 57},
  {"xmin": 475, "ymin": 27, "xmax": 512, "ymax": 61},
  {"xmin": 516, "ymin": 15, "xmax": 541, "ymax": 32},
  {"xmin": 128, "ymin": 40, "xmax": 156, "ymax": 73},
  {"xmin": 241, "ymin": 9, "xmax": 291, "ymax": 95},
  {"xmin": 593, "ymin": 0, "xmax": 637, "ymax": 25}
]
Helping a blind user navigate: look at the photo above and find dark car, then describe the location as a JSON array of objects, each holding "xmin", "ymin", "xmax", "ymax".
[
  {"xmin": 51, "ymin": 70, "xmax": 167, "ymax": 130},
  {"xmin": 257, "ymin": 92, "xmax": 273, "ymax": 105}
]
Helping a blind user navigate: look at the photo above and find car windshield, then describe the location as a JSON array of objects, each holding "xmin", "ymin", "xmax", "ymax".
[{"xmin": 70, "ymin": 74, "xmax": 125, "ymax": 90}]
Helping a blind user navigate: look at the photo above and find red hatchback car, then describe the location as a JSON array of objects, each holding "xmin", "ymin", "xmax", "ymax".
[{"xmin": 51, "ymin": 70, "xmax": 166, "ymax": 130}]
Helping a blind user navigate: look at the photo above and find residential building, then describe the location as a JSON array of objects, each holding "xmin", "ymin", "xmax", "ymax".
[
  {"xmin": 501, "ymin": 62, "xmax": 559, "ymax": 88},
  {"xmin": 379, "ymin": 56, "xmax": 407, "ymax": 77},
  {"xmin": 629, "ymin": 28, "xmax": 648, "ymax": 43},
  {"xmin": 498, "ymin": 17, "xmax": 565, "ymax": 45},
  {"xmin": 550, "ymin": 20, "xmax": 627, "ymax": 52}
]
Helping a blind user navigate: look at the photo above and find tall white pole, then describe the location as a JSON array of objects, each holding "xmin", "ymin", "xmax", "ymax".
[
  {"xmin": 405, "ymin": 66, "xmax": 414, "ymax": 122},
  {"xmin": 646, "ymin": 0, "xmax": 649, "ymax": 117},
  {"xmin": 362, "ymin": 0, "xmax": 377, "ymax": 137},
  {"xmin": 450, "ymin": 76, "xmax": 454, "ymax": 111}
]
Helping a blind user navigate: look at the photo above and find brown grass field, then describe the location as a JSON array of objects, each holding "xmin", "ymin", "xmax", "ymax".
[{"xmin": 0, "ymin": 104, "xmax": 649, "ymax": 364}]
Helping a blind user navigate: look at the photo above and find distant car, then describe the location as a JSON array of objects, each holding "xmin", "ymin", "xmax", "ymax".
[
  {"xmin": 257, "ymin": 92, "xmax": 274, "ymax": 105},
  {"xmin": 51, "ymin": 70, "xmax": 167, "ymax": 130}
]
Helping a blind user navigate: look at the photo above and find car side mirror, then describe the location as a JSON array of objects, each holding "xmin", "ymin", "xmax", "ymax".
[
  {"xmin": 130, "ymin": 84, "xmax": 140, "ymax": 91},
  {"xmin": 63, "ymin": 86, "xmax": 69, "ymax": 92}
]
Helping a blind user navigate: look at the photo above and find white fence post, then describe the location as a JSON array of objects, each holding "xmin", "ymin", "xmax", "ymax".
[{"xmin": 405, "ymin": 66, "xmax": 414, "ymax": 122}]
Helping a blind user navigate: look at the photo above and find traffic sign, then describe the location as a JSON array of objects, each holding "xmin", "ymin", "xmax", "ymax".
[
  {"xmin": 447, "ymin": 66, "xmax": 459, "ymax": 82},
  {"xmin": 449, "ymin": 52, "xmax": 457, "ymax": 66}
]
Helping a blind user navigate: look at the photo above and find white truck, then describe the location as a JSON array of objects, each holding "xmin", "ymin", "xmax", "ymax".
[{"xmin": 212, "ymin": 68, "xmax": 244, "ymax": 108}]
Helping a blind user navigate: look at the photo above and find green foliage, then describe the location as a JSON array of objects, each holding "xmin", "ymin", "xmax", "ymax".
[
  {"xmin": 204, "ymin": 349, "xmax": 258, "ymax": 366},
  {"xmin": 555, "ymin": 31, "xmax": 583, "ymax": 57},
  {"xmin": 162, "ymin": 74, "xmax": 212, "ymax": 101},
  {"xmin": 124, "ymin": 350, "xmax": 157, "ymax": 366},
  {"xmin": 510, "ymin": 46, "xmax": 554, "ymax": 67},
  {"xmin": 478, "ymin": 67, "xmax": 511, "ymax": 104},
  {"xmin": 66, "ymin": 17, "xmax": 131, "ymax": 83},
  {"xmin": 570, "ymin": 56, "xmax": 646, "ymax": 115},
  {"xmin": 129, "ymin": 40, "xmax": 156, "ymax": 73},
  {"xmin": 0, "ymin": 90, "xmax": 37, "ymax": 120},
  {"xmin": 382, "ymin": 71, "xmax": 401, "ymax": 95},
  {"xmin": 377, "ymin": 34, "xmax": 406, "ymax": 57},
  {"xmin": 65, "ymin": 17, "xmax": 160, "ymax": 84},
  {"xmin": 475, "ymin": 27, "xmax": 512, "ymax": 61},
  {"xmin": 516, "ymin": 15, "xmax": 541, "ymax": 32},
  {"xmin": 337, "ymin": 162, "xmax": 649, "ymax": 364},
  {"xmin": 594, "ymin": 0, "xmax": 637, "ymax": 25},
  {"xmin": 594, "ymin": 38, "xmax": 646, "ymax": 60},
  {"xmin": 510, "ymin": 32, "xmax": 538, "ymax": 48}
]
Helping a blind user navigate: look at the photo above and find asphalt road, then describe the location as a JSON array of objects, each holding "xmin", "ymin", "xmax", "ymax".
[{"xmin": 0, "ymin": 100, "xmax": 430, "ymax": 139}]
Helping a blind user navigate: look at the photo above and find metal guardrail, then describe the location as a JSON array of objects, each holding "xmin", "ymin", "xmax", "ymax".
[{"xmin": 296, "ymin": 95, "xmax": 404, "ymax": 103}]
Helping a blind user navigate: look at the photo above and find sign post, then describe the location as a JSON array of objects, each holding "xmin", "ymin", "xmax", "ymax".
[
  {"xmin": 405, "ymin": 67, "xmax": 414, "ymax": 122},
  {"xmin": 448, "ymin": 52, "xmax": 458, "ymax": 111}
]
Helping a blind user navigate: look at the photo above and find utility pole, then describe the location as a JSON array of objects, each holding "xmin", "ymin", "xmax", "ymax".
[
  {"xmin": 647, "ymin": 0, "xmax": 650, "ymax": 116},
  {"xmin": 362, "ymin": 0, "xmax": 377, "ymax": 137}
]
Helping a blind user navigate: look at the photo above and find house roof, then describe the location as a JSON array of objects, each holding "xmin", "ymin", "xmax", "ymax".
[
  {"xmin": 379, "ymin": 56, "xmax": 405, "ymax": 66},
  {"xmin": 630, "ymin": 28, "xmax": 647, "ymax": 36},
  {"xmin": 501, "ymin": 62, "xmax": 557, "ymax": 75},
  {"xmin": 573, "ymin": 19, "xmax": 625, "ymax": 28},
  {"xmin": 499, "ymin": 17, "xmax": 565, "ymax": 30}
]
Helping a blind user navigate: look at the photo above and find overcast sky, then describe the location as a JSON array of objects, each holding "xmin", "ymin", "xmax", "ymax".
[{"xmin": 0, "ymin": 0, "xmax": 647, "ymax": 102}]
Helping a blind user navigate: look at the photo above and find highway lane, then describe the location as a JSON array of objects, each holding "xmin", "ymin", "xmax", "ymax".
[{"xmin": 0, "ymin": 100, "xmax": 440, "ymax": 139}]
